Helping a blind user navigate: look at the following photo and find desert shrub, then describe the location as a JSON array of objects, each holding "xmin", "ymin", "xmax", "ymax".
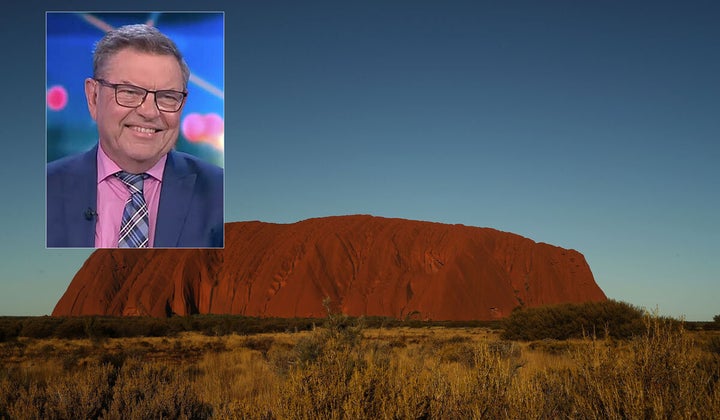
[
  {"xmin": 293, "ymin": 334, "xmax": 325, "ymax": 365},
  {"xmin": 0, "ymin": 340, "xmax": 26, "ymax": 363},
  {"xmin": 431, "ymin": 334, "xmax": 471, "ymax": 347},
  {"xmin": 274, "ymin": 300, "xmax": 369, "ymax": 418},
  {"xmin": 501, "ymin": 300, "xmax": 646, "ymax": 341},
  {"xmin": 45, "ymin": 361, "xmax": 116, "ymax": 419},
  {"xmin": 2, "ymin": 382, "xmax": 48, "ymax": 419},
  {"xmin": 279, "ymin": 332, "xmax": 368, "ymax": 418},
  {"xmin": 291, "ymin": 307, "xmax": 364, "ymax": 366},
  {"xmin": 61, "ymin": 345, "xmax": 93, "ymax": 370},
  {"xmin": 387, "ymin": 335, "xmax": 408, "ymax": 348},
  {"xmin": 126, "ymin": 317, "xmax": 172, "ymax": 337},
  {"xmin": 267, "ymin": 341, "xmax": 296, "ymax": 375},
  {"xmin": 341, "ymin": 350, "xmax": 393, "ymax": 419},
  {"xmin": 0, "ymin": 377, "xmax": 12, "ymax": 418},
  {"xmin": 0, "ymin": 360, "xmax": 115, "ymax": 419},
  {"xmin": 70, "ymin": 316, "xmax": 173, "ymax": 338},
  {"xmin": 19, "ymin": 317, "xmax": 63, "ymax": 339},
  {"xmin": 53, "ymin": 317, "xmax": 89, "ymax": 339},
  {"xmin": 0, "ymin": 318, "xmax": 22, "ymax": 342},
  {"xmin": 185, "ymin": 314, "xmax": 319, "ymax": 336},
  {"xmin": 98, "ymin": 351, "xmax": 129, "ymax": 370},
  {"xmin": 706, "ymin": 335, "xmax": 720, "ymax": 355},
  {"xmin": 487, "ymin": 340, "xmax": 522, "ymax": 358},
  {"xmin": 274, "ymin": 302, "xmax": 520, "ymax": 419},
  {"xmin": 104, "ymin": 358, "xmax": 212, "ymax": 420},
  {"xmin": 563, "ymin": 313, "xmax": 720, "ymax": 418},
  {"xmin": 437, "ymin": 341, "xmax": 477, "ymax": 367},
  {"xmin": 528, "ymin": 339, "xmax": 572, "ymax": 355},
  {"xmin": 200, "ymin": 316, "xmax": 236, "ymax": 336},
  {"xmin": 201, "ymin": 338, "xmax": 227, "ymax": 354}
]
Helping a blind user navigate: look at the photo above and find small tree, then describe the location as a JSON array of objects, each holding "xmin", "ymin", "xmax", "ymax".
[{"xmin": 713, "ymin": 314, "xmax": 720, "ymax": 324}]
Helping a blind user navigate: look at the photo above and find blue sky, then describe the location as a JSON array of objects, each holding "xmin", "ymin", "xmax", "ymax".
[{"xmin": 1, "ymin": 1, "xmax": 718, "ymax": 321}]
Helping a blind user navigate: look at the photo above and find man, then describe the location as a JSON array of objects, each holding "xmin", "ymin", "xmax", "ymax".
[{"xmin": 47, "ymin": 24, "xmax": 223, "ymax": 248}]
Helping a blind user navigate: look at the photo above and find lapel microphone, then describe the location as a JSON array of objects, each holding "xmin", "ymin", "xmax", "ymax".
[{"xmin": 84, "ymin": 208, "xmax": 98, "ymax": 221}]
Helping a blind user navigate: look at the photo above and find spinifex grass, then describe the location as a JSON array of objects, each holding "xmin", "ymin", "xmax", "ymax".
[{"xmin": 1, "ymin": 314, "xmax": 718, "ymax": 419}]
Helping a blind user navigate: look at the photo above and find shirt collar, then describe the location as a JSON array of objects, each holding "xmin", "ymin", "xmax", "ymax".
[{"xmin": 97, "ymin": 144, "xmax": 167, "ymax": 183}]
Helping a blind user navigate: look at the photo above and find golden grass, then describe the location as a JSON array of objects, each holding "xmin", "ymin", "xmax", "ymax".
[{"xmin": 1, "ymin": 315, "xmax": 718, "ymax": 419}]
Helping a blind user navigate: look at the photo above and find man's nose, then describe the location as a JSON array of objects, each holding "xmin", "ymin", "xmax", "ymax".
[{"xmin": 135, "ymin": 93, "xmax": 161, "ymax": 117}]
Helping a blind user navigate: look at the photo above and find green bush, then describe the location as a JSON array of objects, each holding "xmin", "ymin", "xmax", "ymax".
[{"xmin": 501, "ymin": 300, "xmax": 646, "ymax": 341}]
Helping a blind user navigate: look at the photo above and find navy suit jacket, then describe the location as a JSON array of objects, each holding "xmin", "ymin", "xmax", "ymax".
[{"xmin": 47, "ymin": 146, "xmax": 224, "ymax": 248}]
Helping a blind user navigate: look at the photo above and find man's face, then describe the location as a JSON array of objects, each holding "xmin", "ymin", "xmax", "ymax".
[{"xmin": 85, "ymin": 48, "xmax": 186, "ymax": 173}]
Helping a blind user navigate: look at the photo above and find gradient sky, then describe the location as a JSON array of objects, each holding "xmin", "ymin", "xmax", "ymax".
[{"xmin": 1, "ymin": 1, "xmax": 718, "ymax": 321}]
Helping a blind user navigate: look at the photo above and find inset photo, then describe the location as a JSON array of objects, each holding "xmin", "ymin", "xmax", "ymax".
[{"xmin": 46, "ymin": 12, "xmax": 224, "ymax": 248}]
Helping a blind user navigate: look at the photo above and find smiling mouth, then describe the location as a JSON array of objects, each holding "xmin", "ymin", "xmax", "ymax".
[{"xmin": 128, "ymin": 125, "xmax": 162, "ymax": 134}]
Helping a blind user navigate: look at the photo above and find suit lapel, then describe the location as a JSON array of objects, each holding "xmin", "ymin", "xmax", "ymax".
[
  {"xmin": 63, "ymin": 147, "xmax": 98, "ymax": 247},
  {"xmin": 155, "ymin": 151, "xmax": 197, "ymax": 247}
]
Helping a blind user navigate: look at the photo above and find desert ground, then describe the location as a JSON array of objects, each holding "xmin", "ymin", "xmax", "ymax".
[{"xmin": 1, "ymin": 308, "xmax": 718, "ymax": 419}]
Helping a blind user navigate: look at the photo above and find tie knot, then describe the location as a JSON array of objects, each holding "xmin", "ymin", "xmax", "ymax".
[{"xmin": 115, "ymin": 171, "xmax": 148, "ymax": 194}]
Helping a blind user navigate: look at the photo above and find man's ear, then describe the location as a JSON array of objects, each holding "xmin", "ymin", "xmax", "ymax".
[{"xmin": 84, "ymin": 78, "xmax": 98, "ymax": 121}]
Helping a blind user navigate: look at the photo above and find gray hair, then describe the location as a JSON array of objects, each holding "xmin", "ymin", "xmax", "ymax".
[{"xmin": 93, "ymin": 24, "xmax": 190, "ymax": 88}]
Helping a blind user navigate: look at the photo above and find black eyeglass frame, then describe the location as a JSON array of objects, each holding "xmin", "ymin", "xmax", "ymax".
[{"xmin": 93, "ymin": 78, "xmax": 188, "ymax": 113}]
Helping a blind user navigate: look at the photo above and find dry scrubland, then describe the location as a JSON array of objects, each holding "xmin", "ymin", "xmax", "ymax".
[{"xmin": 1, "ymin": 310, "xmax": 719, "ymax": 419}]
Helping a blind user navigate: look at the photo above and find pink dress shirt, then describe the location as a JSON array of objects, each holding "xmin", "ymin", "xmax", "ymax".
[{"xmin": 95, "ymin": 145, "xmax": 165, "ymax": 248}]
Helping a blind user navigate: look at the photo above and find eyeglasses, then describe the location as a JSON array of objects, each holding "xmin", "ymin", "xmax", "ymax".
[{"xmin": 94, "ymin": 78, "xmax": 187, "ymax": 112}]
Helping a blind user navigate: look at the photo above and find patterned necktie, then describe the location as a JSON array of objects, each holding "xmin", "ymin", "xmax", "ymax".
[{"xmin": 115, "ymin": 171, "xmax": 149, "ymax": 248}]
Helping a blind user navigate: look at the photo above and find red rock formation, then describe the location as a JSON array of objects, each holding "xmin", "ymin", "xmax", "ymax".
[{"xmin": 52, "ymin": 215, "xmax": 606, "ymax": 320}]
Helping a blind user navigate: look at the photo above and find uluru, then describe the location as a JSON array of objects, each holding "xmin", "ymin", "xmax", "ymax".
[{"xmin": 53, "ymin": 215, "xmax": 606, "ymax": 320}]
